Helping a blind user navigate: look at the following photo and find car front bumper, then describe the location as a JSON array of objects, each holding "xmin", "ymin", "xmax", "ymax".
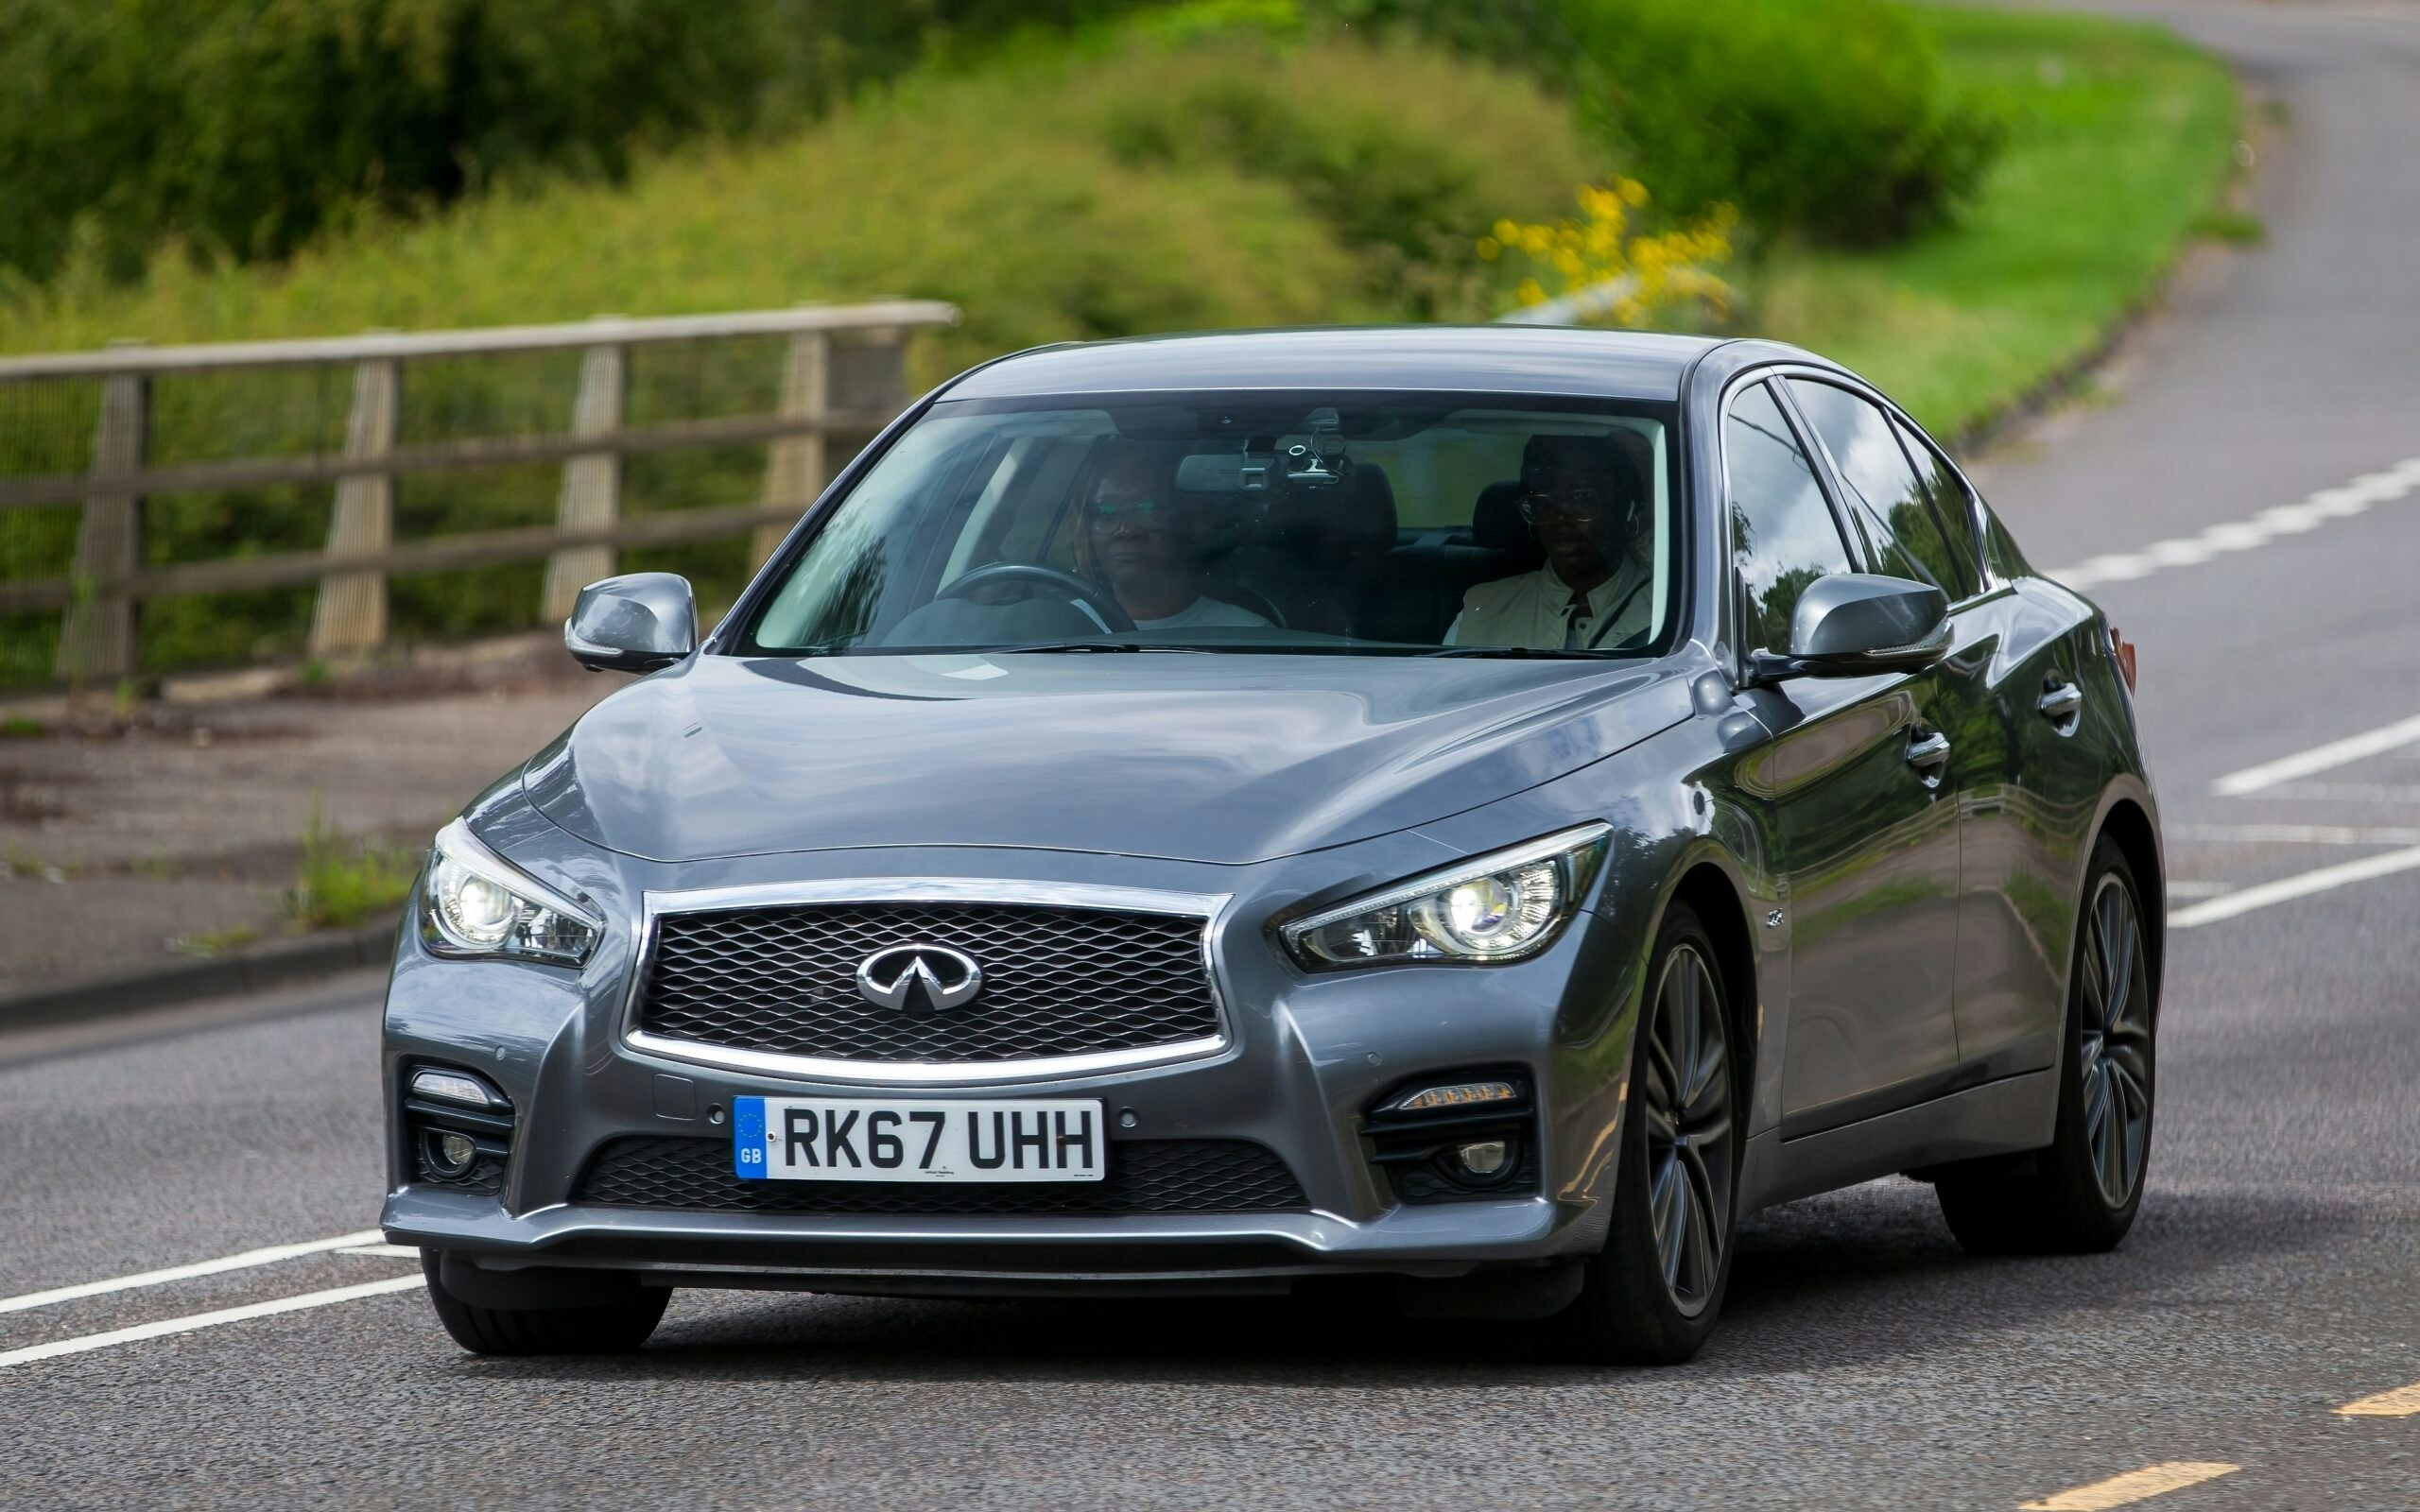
[{"xmin": 380, "ymin": 817, "xmax": 1657, "ymax": 1296}]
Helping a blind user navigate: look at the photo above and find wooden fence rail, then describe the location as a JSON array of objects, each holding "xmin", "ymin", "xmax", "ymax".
[{"xmin": 0, "ymin": 301, "xmax": 956, "ymax": 682}]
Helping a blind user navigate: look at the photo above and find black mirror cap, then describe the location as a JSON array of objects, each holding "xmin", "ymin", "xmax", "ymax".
[
  {"xmin": 563, "ymin": 572, "xmax": 699, "ymax": 675},
  {"xmin": 1752, "ymin": 573, "xmax": 1949, "ymax": 681}
]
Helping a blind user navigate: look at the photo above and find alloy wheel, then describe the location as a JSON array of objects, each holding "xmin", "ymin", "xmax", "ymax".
[
  {"xmin": 1641, "ymin": 943, "xmax": 1734, "ymax": 1316},
  {"xmin": 2077, "ymin": 873, "xmax": 2153, "ymax": 1209}
]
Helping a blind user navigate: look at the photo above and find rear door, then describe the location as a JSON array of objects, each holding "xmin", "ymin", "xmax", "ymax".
[
  {"xmin": 1894, "ymin": 416, "xmax": 2103, "ymax": 1079},
  {"xmin": 1724, "ymin": 379, "xmax": 1963, "ymax": 1132}
]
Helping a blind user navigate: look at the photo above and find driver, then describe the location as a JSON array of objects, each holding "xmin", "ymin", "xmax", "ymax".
[
  {"xmin": 1445, "ymin": 434, "xmax": 1652, "ymax": 651},
  {"xmin": 1079, "ymin": 445, "xmax": 1270, "ymax": 631}
]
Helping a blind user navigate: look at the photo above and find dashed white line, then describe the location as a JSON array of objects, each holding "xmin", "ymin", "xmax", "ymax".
[
  {"xmin": 2018, "ymin": 1462, "xmax": 2241, "ymax": 1511},
  {"xmin": 2169, "ymin": 845, "xmax": 2420, "ymax": 929},
  {"xmin": 2050, "ymin": 455, "xmax": 2420, "ymax": 591},
  {"xmin": 2169, "ymin": 823, "xmax": 2420, "ymax": 846},
  {"xmin": 0, "ymin": 1276, "xmax": 426, "ymax": 1371},
  {"xmin": 2209, "ymin": 712, "xmax": 2420, "ymax": 797},
  {"xmin": 0, "ymin": 1230, "xmax": 385, "ymax": 1316}
]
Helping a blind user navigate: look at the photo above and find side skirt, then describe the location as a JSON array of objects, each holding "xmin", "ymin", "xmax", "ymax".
[{"xmin": 1737, "ymin": 1070, "xmax": 2057, "ymax": 1214}]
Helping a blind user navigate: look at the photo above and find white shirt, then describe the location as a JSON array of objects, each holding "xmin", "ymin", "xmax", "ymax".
[
  {"xmin": 1445, "ymin": 559, "xmax": 1652, "ymax": 650},
  {"xmin": 1134, "ymin": 595, "xmax": 1271, "ymax": 631}
]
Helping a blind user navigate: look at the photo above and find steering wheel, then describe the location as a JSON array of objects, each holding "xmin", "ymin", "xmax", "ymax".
[{"xmin": 935, "ymin": 562, "xmax": 1137, "ymax": 634}]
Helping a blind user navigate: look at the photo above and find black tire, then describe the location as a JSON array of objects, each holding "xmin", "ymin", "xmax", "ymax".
[
  {"xmin": 420, "ymin": 1251, "xmax": 670, "ymax": 1356},
  {"xmin": 1938, "ymin": 836, "xmax": 2156, "ymax": 1255},
  {"xmin": 1559, "ymin": 902, "xmax": 1741, "ymax": 1365}
]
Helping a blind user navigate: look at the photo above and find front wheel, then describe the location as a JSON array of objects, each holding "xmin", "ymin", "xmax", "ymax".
[
  {"xmin": 1559, "ymin": 902, "xmax": 1740, "ymax": 1365},
  {"xmin": 1937, "ymin": 835, "xmax": 2156, "ymax": 1254},
  {"xmin": 420, "ymin": 1251, "xmax": 670, "ymax": 1356}
]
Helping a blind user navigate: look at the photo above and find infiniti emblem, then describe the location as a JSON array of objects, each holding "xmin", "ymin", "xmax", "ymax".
[{"xmin": 855, "ymin": 944, "xmax": 984, "ymax": 1014}]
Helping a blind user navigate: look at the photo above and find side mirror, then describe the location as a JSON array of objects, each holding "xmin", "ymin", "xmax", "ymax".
[
  {"xmin": 564, "ymin": 573, "xmax": 697, "ymax": 675},
  {"xmin": 1750, "ymin": 573, "xmax": 1948, "ymax": 682}
]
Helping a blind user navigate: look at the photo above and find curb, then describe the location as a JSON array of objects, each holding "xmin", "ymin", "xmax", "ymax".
[{"xmin": 0, "ymin": 915, "xmax": 402, "ymax": 1035}]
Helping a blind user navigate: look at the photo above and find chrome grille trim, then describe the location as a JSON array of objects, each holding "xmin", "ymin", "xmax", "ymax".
[{"xmin": 618, "ymin": 879, "xmax": 1236, "ymax": 1087}]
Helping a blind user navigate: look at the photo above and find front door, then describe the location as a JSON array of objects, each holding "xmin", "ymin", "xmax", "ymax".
[{"xmin": 1720, "ymin": 376, "xmax": 1963, "ymax": 1132}]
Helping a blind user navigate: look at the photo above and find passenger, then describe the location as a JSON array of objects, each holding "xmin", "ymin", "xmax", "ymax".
[
  {"xmin": 1446, "ymin": 435, "xmax": 1652, "ymax": 651},
  {"xmin": 1080, "ymin": 446, "xmax": 1271, "ymax": 631}
]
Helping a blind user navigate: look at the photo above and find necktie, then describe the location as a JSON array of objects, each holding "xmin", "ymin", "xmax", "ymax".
[{"xmin": 1563, "ymin": 587, "xmax": 1592, "ymax": 651}]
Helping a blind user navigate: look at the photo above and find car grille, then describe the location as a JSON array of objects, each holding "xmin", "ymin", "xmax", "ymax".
[
  {"xmin": 633, "ymin": 902, "xmax": 1219, "ymax": 1065},
  {"xmin": 576, "ymin": 1136, "xmax": 1307, "ymax": 1215}
]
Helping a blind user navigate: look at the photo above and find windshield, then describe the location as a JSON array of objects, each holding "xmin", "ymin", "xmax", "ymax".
[{"xmin": 736, "ymin": 391, "xmax": 1681, "ymax": 658}]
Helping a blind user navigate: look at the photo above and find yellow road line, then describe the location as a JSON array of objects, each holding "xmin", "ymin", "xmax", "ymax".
[
  {"xmin": 2338, "ymin": 1381, "xmax": 2420, "ymax": 1417},
  {"xmin": 2019, "ymin": 1462, "xmax": 2240, "ymax": 1511}
]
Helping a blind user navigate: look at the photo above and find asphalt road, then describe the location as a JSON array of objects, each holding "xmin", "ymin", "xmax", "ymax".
[{"xmin": 6, "ymin": 4, "xmax": 2420, "ymax": 1507}]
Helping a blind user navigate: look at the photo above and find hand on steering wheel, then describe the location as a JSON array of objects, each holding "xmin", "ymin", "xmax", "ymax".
[{"xmin": 934, "ymin": 562, "xmax": 1137, "ymax": 634}]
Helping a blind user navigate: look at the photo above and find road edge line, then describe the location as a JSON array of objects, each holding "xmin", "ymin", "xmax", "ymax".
[{"xmin": 0, "ymin": 1276, "xmax": 426, "ymax": 1371}]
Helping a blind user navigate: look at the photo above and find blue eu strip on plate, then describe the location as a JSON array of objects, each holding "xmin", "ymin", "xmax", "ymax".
[{"xmin": 733, "ymin": 1095, "xmax": 768, "ymax": 1180}]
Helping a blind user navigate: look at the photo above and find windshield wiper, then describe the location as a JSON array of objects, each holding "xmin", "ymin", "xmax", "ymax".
[
  {"xmin": 1419, "ymin": 645, "xmax": 1609, "ymax": 660},
  {"xmin": 995, "ymin": 641, "xmax": 1212, "ymax": 655}
]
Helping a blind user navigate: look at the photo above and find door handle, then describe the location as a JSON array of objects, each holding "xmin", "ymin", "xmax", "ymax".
[
  {"xmin": 2037, "ymin": 678, "xmax": 2084, "ymax": 724},
  {"xmin": 1905, "ymin": 728, "xmax": 1952, "ymax": 781}
]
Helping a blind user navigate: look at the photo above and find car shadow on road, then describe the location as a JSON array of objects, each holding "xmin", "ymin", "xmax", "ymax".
[{"xmin": 441, "ymin": 1179, "xmax": 2360, "ymax": 1387}]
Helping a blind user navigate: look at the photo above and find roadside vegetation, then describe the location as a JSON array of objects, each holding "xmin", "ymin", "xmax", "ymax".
[{"xmin": 0, "ymin": 0, "xmax": 2239, "ymax": 689}]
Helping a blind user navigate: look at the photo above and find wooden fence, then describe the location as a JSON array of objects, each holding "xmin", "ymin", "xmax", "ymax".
[{"xmin": 0, "ymin": 301, "xmax": 957, "ymax": 681}]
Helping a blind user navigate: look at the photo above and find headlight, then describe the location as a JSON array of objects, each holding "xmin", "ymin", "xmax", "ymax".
[
  {"xmin": 1282, "ymin": 822, "xmax": 1611, "ymax": 968},
  {"xmin": 421, "ymin": 819, "xmax": 602, "ymax": 966}
]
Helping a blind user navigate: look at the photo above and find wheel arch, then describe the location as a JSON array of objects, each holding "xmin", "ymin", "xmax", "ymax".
[
  {"xmin": 2094, "ymin": 794, "xmax": 2166, "ymax": 1008},
  {"xmin": 1661, "ymin": 858, "xmax": 1761, "ymax": 1104}
]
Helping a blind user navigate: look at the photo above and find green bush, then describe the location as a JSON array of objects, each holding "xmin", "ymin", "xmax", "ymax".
[
  {"xmin": 1303, "ymin": 0, "xmax": 2003, "ymax": 246},
  {"xmin": 0, "ymin": 0, "xmax": 1164, "ymax": 288}
]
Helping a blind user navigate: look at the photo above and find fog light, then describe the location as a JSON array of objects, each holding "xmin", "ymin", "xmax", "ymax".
[
  {"xmin": 1456, "ymin": 1140, "xmax": 1510, "ymax": 1177},
  {"xmin": 427, "ymin": 1130, "xmax": 478, "ymax": 1177}
]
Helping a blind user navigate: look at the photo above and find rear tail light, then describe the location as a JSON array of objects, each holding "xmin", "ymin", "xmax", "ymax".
[{"xmin": 2109, "ymin": 624, "xmax": 2138, "ymax": 692}]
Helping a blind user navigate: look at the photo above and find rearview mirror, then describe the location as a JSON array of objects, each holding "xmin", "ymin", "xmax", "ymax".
[
  {"xmin": 564, "ymin": 573, "xmax": 697, "ymax": 674},
  {"xmin": 1750, "ymin": 573, "xmax": 1948, "ymax": 682}
]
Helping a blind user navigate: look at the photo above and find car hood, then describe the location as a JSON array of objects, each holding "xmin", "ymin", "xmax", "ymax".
[{"xmin": 524, "ymin": 653, "xmax": 1693, "ymax": 866}]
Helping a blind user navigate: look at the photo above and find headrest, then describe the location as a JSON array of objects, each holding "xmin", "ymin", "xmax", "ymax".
[
  {"xmin": 1472, "ymin": 479, "xmax": 1530, "ymax": 553},
  {"xmin": 1270, "ymin": 462, "xmax": 1397, "ymax": 560}
]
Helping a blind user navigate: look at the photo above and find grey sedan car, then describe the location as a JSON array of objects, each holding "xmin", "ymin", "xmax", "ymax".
[{"xmin": 383, "ymin": 327, "xmax": 2162, "ymax": 1364}]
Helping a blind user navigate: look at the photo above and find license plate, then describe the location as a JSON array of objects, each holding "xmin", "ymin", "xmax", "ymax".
[{"xmin": 733, "ymin": 1096, "xmax": 1106, "ymax": 1183}]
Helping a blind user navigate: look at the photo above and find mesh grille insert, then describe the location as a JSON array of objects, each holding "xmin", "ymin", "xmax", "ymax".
[
  {"xmin": 635, "ymin": 902, "xmax": 1219, "ymax": 1064},
  {"xmin": 576, "ymin": 1136, "xmax": 1307, "ymax": 1215}
]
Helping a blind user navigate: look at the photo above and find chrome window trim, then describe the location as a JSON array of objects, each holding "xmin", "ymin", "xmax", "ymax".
[{"xmin": 617, "ymin": 878, "xmax": 1237, "ymax": 1087}]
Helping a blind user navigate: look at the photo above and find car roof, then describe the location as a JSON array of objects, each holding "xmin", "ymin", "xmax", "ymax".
[{"xmin": 940, "ymin": 325, "xmax": 1730, "ymax": 404}]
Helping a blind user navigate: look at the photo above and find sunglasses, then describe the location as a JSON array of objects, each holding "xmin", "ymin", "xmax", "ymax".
[
  {"xmin": 1517, "ymin": 486, "xmax": 1613, "ymax": 525},
  {"xmin": 1087, "ymin": 498, "xmax": 1178, "ymax": 525}
]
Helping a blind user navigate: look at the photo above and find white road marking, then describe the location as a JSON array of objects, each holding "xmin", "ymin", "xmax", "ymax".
[
  {"xmin": 2169, "ymin": 845, "xmax": 2420, "ymax": 929},
  {"xmin": 0, "ymin": 1230, "xmax": 384, "ymax": 1316},
  {"xmin": 337, "ymin": 1245, "xmax": 422, "ymax": 1260},
  {"xmin": 0, "ymin": 1276, "xmax": 426, "ymax": 1371},
  {"xmin": 2163, "ymin": 880, "xmax": 2234, "ymax": 898},
  {"xmin": 2049, "ymin": 455, "xmax": 2420, "ymax": 591},
  {"xmin": 2338, "ymin": 1381, "xmax": 2420, "ymax": 1417},
  {"xmin": 2243, "ymin": 782, "xmax": 2420, "ymax": 804},
  {"xmin": 2019, "ymin": 1462, "xmax": 2240, "ymax": 1511},
  {"xmin": 2209, "ymin": 712, "xmax": 2420, "ymax": 797},
  {"xmin": 2168, "ymin": 823, "xmax": 2420, "ymax": 846}
]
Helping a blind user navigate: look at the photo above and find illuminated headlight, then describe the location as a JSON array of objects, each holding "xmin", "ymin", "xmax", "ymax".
[
  {"xmin": 1282, "ymin": 823, "xmax": 1610, "ymax": 968},
  {"xmin": 421, "ymin": 819, "xmax": 601, "ymax": 966}
]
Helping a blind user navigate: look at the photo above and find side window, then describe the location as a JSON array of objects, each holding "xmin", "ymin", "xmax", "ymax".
[
  {"xmin": 1786, "ymin": 379, "xmax": 1968, "ymax": 601},
  {"xmin": 1725, "ymin": 381, "xmax": 1853, "ymax": 654},
  {"xmin": 1892, "ymin": 415, "xmax": 1983, "ymax": 595}
]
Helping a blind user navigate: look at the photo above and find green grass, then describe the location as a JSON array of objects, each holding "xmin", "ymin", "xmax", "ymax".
[
  {"xmin": 1750, "ymin": 7, "xmax": 2240, "ymax": 437},
  {"xmin": 285, "ymin": 808, "xmax": 417, "ymax": 930}
]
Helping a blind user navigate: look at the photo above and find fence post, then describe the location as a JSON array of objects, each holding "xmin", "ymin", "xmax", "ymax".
[
  {"xmin": 541, "ymin": 339, "xmax": 628, "ymax": 619},
  {"xmin": 55, "ymin": 353, "xmax": 149, "ymax": 685},
  {"xmin": 754, "ymin": 327, "xmax": 830, "ymax": 567},
  {"xmin": 306, "ymin": 357, "xmax": 403, "ymax": 659}
]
